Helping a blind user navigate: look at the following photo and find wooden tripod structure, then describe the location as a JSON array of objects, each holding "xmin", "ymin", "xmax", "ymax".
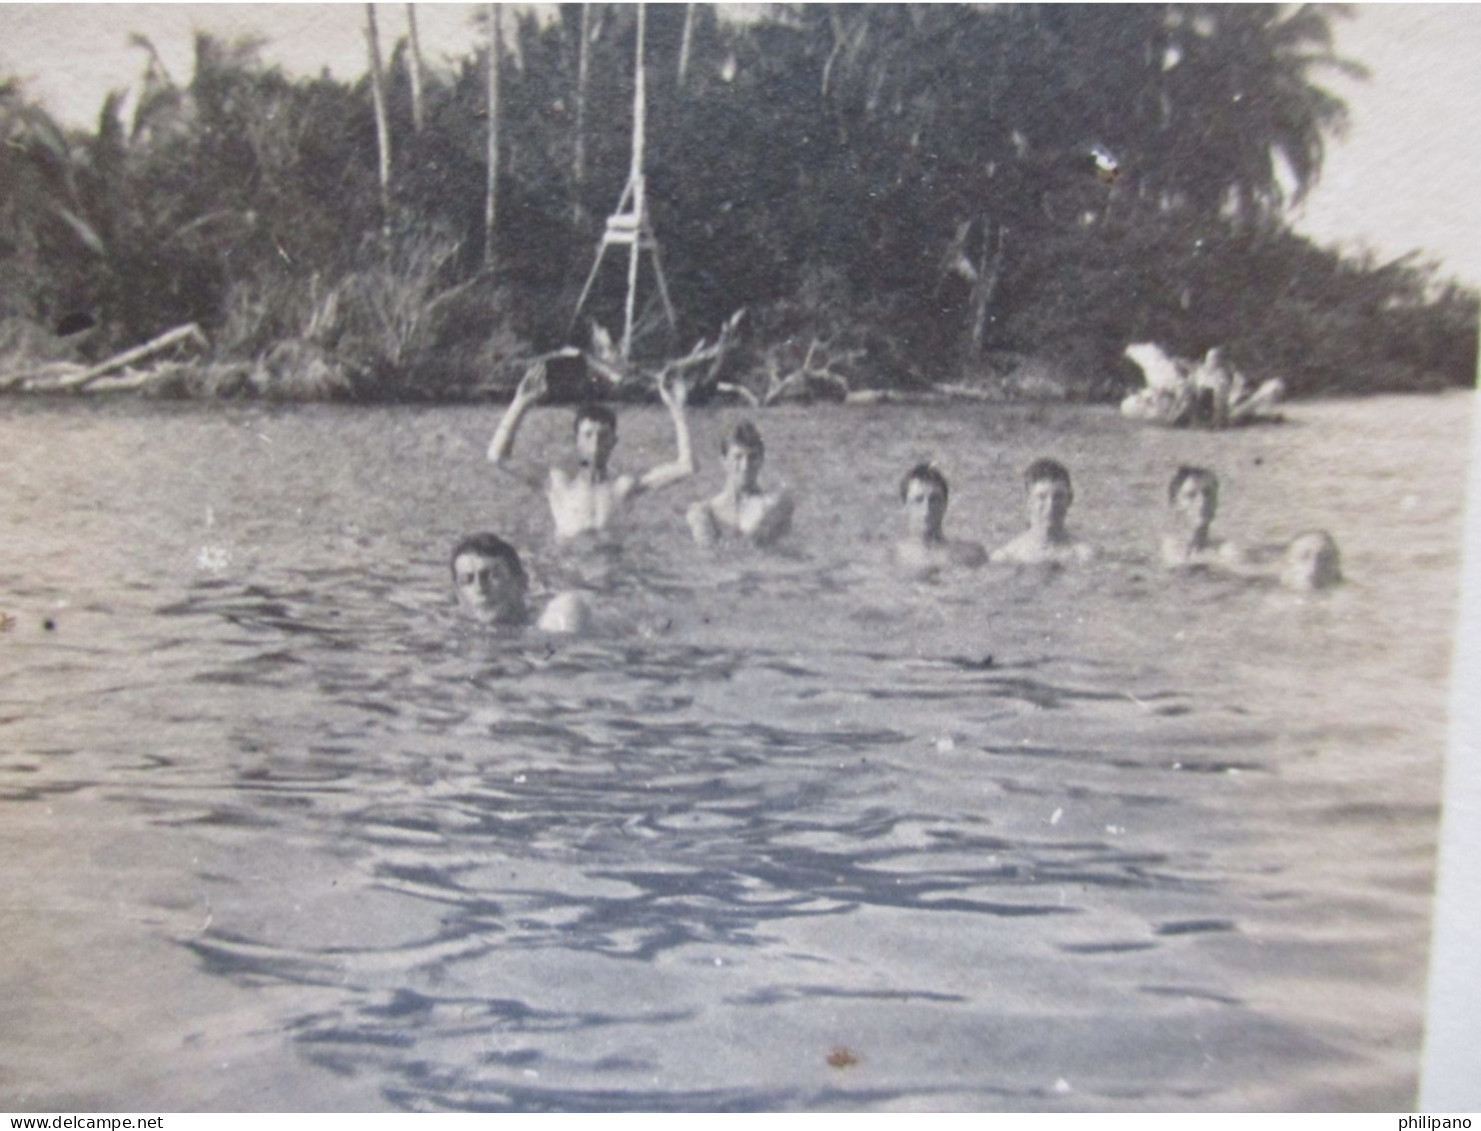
[{"xmin": 570, "ymin": 3, "xmax": 677, "ymax": 361}]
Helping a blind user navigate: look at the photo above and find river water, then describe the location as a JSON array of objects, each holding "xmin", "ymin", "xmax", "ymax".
[{"xmin": 0, "ymin": 392, "xmax": 1470, "ymax": 1111}]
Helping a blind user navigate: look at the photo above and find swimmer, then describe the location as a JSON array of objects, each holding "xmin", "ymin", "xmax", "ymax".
[
  {"xmin": 990, "ymin": 458, "xmax": 1095, "ymax": 565},
  {"xmin": 1281, "ymin": 530, "xmax": 1342, "ymax": 591},
  {"xmin": 1160, "ymin": 465, "xmax": 1245, "ymax": 569},
  {"xmin": 487, "ymin": 360, "xmax": 694, "ymax": 539},
  {"xmin": 892, "ymin": 462, "xmax": 986, "ymax": 576},
  {"xmin": 451, "ymin": 533, "xmax": 590, "ymax": 633},
  {"xmin": 687, "ymin": 421, "xmax": 794, "ymax": 547}
]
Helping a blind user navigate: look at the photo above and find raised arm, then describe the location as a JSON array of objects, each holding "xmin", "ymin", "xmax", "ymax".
[
  {"xmin": 634, "ymin": 370, "xmax": 695, "ymax": 494},
  {"xmin": 487, "ymin": 361, "xmax": 551, "ymax": 492}
]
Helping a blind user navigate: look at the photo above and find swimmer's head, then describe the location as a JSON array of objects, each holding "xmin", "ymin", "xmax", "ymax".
[
  {"xmin": 721, "ymin": 421, "xmax": 765, "ymax": 490},
  {"xmin": 901, "ymin": 462, "xmax": 949, "ymax": 505},
  {"xmin": 1023, "ymin": 458, "xmax": 1072, "ymax": 535},
  {"xmin": 1169, "ymin": 465, "xmax": 1219, "ymax": 528},
  {"xmin": 451, "ymin": 533, "xmax": 528, "ymax": 623},
  {"xmin": 900, "ymin": 462, "xmax": 949, "ymax": 540},
  {"xmin": 573, "ymin": 403, "xmax": 618, "ymax": 468},
  {"xmin": 1282, "ymin": 530, "xmax": 1342, "ymax": 591}
]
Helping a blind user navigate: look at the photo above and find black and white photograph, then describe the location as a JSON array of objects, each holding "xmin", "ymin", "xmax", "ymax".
[{"xmin": 1, "ymin": 2, "xmax": 1477, "ymax": 1113}]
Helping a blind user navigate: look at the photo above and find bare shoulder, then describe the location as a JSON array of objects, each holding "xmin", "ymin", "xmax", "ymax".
[
  {"xmin": 989, "ymin": 533, "xmax": 1032, "ymax": 564},
  {"xmin": 1217, "ymin": 540, "xmax": 1248, "ymax": 567},
  {"xmin": 747, "ymin": 490, "xmax": 795, "ymax": 544},
  {"xmin": 536, "ymin": 590, "xmax": 593, "ymax": 635}
]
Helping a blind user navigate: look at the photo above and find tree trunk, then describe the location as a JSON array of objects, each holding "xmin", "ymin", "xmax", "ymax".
[
  {"xmin": 573, "ymin": 3, "xmax": 590, "ymax": 228},
  {"xmin": 364, "ymin": 4, "xmax": 393, "ymax": 233},
  {"xmin": 968, "ymin": 221, "xmax": 1006, "ymax": 361},
  {"xmin": 678, "ymin": 3, "xmax": 695, "ymax": 88},
  {"xmin": 484, "ymin": 3, "xmax": 500, "ymax": 266},
  {"xmin": 406, "ymin": 3, "xmax": 425, "ymax": 134},
  {"xmin": 620, "ymin": 3, "xmax": 648, "ymax": 360}
]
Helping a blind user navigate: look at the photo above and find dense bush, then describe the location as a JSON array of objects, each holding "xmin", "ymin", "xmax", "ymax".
[{"xmin": 1, "ymin": 7, "xmax": 1474, "ymax": 400}]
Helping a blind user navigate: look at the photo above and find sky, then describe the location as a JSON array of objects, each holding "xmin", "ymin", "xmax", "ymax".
[
  {"xmin": 1285, "ymin": 4, "xmax": 1481, "ymax": 289},
  {"xmin": 3, "ymin": 3, "xmax": 1480, "ymax": 289}
]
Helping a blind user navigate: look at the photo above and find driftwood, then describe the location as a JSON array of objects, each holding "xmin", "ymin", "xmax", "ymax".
[
  {"xmin": 582, "ymin": 309, "xmax": 743, "ymax": 394},
  {"xmin": 707, "ymin": 332, "xmax": 867, "ymax": 407},
  {"xmin": 931, "ymin": 382, "xmax": 1000, "ymax": 401},
  {"xmin": 56, "ymin": 323, "xmax": 207, "ymax": 390},
  {"xmin": 714, "ymin": 381, "xmax": 760, "ymax": 407},
  {"xmin": 654, "ymin": 310, "xmax": 744, "ymax": 389},
  {"xmin": 845, "ymin": 388, "xmax": 918, "ymax": 405},
  {"xmin": 0, "ymin": 363, "xmax": 68, "ymax": 392},
  {"xmin": 9, "ymin": 323, "xmax": 208, "ymax": 393},
  {"xmin": 757, "ymin": 336, "xmax": 863, "ymax": 405},
  {"xmin": 83, "ymin": 368, "xmax": 166, "ymax": 394}
]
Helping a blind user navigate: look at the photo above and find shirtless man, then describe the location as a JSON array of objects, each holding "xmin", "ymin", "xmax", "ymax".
[
  {"xmin": 687, "ymin": 421, "xmax": 794, "ymax": 547},
  {"xmin": 450, "ymin": 532, "xmax": 590, "ymax": 633},
  {"xmin": 1160, "ymin": 466, "xmax": 1245, "ymax": 569},
  {"xmin": 487, "ymin": 360, "xmax": 694, "ymax": 540},
  {"xmin": 893, "ymin": 462, "xmax": 986, "ymax": 576},
  {"xmin": 990, "ymin": 458, "xmax": 1095, "ymax": 565}
]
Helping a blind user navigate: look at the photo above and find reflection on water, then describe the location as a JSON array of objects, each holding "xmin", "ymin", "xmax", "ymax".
[{"xmin": 0, "ymin": 395, "xmax": 1467, "ymax": 1110}]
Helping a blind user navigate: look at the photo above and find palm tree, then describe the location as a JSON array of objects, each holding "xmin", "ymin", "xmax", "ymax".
[{"xmin": 1132, "ymin": 4, "xmax": 1362, "ymax": 222}]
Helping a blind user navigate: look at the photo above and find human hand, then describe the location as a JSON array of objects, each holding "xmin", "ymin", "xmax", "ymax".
[{"xmin": 514, "ymin": 360, "xmax": 549, "ymax": 405}]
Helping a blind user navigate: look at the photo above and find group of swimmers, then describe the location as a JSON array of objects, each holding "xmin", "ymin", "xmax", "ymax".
[
  {"xmin": 862, "ymin": 455, "xmax": 1337, "ymax": 586},
  {"xmin": 452, "ymin": 363, "xmax": 1341, "ymax": 630}
]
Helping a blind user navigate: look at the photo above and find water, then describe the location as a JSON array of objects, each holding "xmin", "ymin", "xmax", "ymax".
[{"xmin": 0, "ymin": 393, "xmax": 1469, "ymax": 1111}]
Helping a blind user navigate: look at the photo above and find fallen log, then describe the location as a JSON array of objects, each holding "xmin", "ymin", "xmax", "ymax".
[
  {"xmin": 713, "ymin": 380, "xmax": 760, "ymax": 407},
  {"xmin": 932, "ymin": 382, "xmax": 1000, "ymax": 401},
  {"xmin": 1, "ymin": 362, "xmax": 82, "ymax": 391},
  {"xmin": 845, "ymin": 388, "xmax": 918, "ymax": 405},
  {"xmin": 84, "ymin": 368, "xmax": 160, "ymax": 393},
  {"xmin": 36, "ymin": 323, "xmax": 207, "ymax": 392}
]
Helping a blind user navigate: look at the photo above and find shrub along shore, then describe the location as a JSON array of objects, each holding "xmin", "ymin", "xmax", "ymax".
[{"xmin": 2, "ymin": 7, "xmax": 1475, "ymax": 405}]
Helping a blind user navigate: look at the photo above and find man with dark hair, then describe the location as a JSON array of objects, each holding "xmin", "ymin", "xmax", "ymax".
[
  {"xmin": 487, "ymin": 360, "xmax": 694, "ymax": 539},
  {"xmin": 892, "ymin": 461, "xmax": 985, "ymax": 576},
  {"xmin": 991, "ymin": 458, "xmax": 1095, "ymax": 564},
  {"xmin": 687, "ymin": 420, "xmax": 794, "ymax": 546},
  {"xmin": 1167, "ymin": 464, "xmax": 1216, "ymax": 507},
  {"xmin": 572, "ymin": 402, "xmax": 618, "ymax": 437},
  {"xmin": 900, "ymin": 461, "xmax": 951, "ymax": 507},
  {"xmin": 1161, "ymin": 465, "xmax": 1243, "ymax": 568},
  {"xmin": 450, "ymin": 533, "xmax": 589, "ymax": 632}
]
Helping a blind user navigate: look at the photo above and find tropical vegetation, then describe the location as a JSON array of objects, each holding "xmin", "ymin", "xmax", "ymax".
[{"xmin": 1, "ymin": 4, "xmax": 1474, "ymax": 402}]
